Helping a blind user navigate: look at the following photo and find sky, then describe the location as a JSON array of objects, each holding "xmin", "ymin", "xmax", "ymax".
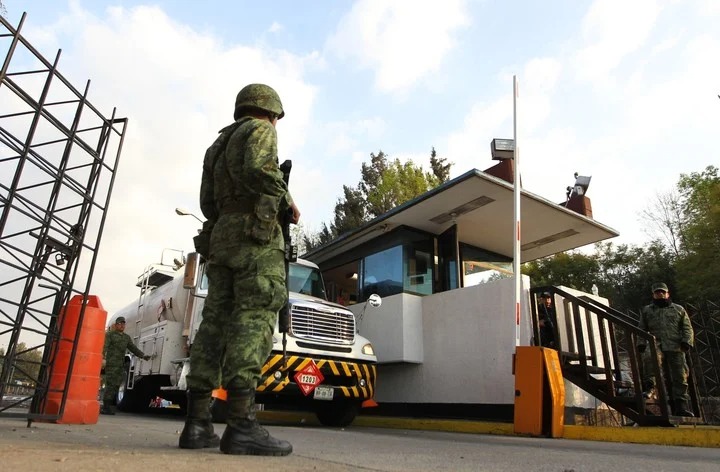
[{"xmin": 1, "ymin": 0, "xmax": 719, "ymax": 320}]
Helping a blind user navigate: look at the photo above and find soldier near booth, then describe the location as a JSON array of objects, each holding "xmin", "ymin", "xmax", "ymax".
[
  {"xmin": 179, "ymin": 83, "xmax": 299, "ymax": 456},
  {"xmin": 636, "ymin": 282, "xmax": 695, "ymax": 417},
  {"xmin": 537, "ymin": 292, "xmax": 557, "ymax": 349},
  {"xmin": 101, "ymin": 316, "xmax": 151, "ymax": 415}
]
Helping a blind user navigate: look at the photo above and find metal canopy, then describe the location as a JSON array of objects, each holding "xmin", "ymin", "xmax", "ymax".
[{"xmin": 304, "ymin": 169, "xmax": 619, "ymax": 265}]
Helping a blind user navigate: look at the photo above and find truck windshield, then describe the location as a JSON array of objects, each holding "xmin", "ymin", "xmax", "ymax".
[{"xmin": 289, "ymin": 263, "xmax": 327, "ymax": 299}]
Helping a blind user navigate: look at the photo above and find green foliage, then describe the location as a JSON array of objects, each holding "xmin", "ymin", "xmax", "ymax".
[
  {"xmin": 675, "ymin": 166, "xmax": 720, "ymax": 300},
  {"xmin": 522, "ymin": 241, "xmax": 677, "ymax": 312},
  {"xmin": 525, "ymin": 165, "xmax": 718, "ymax": 309},
  {"xmin": 303, "ymin": 148, "xmax": 452, "ymax": 251},
  {"xmin": 1, "ymin": 342, "xmax": 43, "ymax": 383},
  {"xmin": 522, "ymin": 251, "xmax": 601, "ymax": 293},
  {"xmin": 429, "ymin": 147, "xmax": 452, "ymax": 184},
  {"xmin": 367, "ymin": 158, "xmax": 434, "ymax": 216}
]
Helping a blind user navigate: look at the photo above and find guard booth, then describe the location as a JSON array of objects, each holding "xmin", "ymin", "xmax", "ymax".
[{"xmin": 303, "ymin": 163, "xmax": 618, "ymax": 422}]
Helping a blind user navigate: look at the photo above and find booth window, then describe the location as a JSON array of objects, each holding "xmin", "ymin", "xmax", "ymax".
[
  {"xmin": 404, "ymin": 240, "xmax": 433, "ymax": 295},
  {"xmin": 460, "ymin": 243, "xmax": 513, "ymax": 287},
  {"xmin": 362, "ymin": 245, "xmax": 403, "ymax": 300}
]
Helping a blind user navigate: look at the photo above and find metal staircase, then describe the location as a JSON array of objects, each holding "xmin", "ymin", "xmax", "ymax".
[{"xmin": 530, "ymin": 286, "xmax": 702, "ymax": 427}]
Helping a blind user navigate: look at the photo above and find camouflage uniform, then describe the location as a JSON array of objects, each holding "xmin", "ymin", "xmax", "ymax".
[
  {"xmin": 187, "ymin": 115, "xmax": 291, "ymax": 392},
  {"xmin": 181, "ymin": 83, "xmax": 293, "ymax": 456},
  {"xmin": 102, "ymin": 328, "xmax": 146, "ymax": 407},
  {"xmin": 637, "ymin": 302, "xmax": 694, "ymax": 404}
]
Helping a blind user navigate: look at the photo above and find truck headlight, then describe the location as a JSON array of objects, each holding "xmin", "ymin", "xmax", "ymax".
[{"xmin": 361, "ymin": 343, "xmax": 375, "ymax": 356}]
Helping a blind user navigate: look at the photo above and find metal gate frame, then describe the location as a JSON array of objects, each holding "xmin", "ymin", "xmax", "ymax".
[{"xmin": 0, "ymin": 12, "xmax": 127, "ymax": 423}]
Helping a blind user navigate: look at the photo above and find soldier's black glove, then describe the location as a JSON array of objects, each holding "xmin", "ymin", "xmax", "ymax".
[
  {"xmin": 680, "ymin": 342, "xmax": 691, "ymax": 352},
  {"xmin": 143, "ymin": 355, "xmax": 152, "ymax": 361},
  {"xmin": 637, "ymin": 344, "xmax": 646, "ymax": 353}
]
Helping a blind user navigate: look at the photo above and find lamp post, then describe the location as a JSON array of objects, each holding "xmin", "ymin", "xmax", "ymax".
[{"xmin": 174, "ymin": 207, "xmax": 204, "ymax": 224}]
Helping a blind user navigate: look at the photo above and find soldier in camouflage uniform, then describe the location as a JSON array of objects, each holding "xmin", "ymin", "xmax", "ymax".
[
  {"xmin": 101, "ymin": 316, "xmax": 151, "ymax": 415},
  {"xmin": 637, "ymin": 282, "xmax": 695, "ymax": 416},
  {"xmin": 179, "ymin": 83, "xmax": 299, "ymax": 456}
]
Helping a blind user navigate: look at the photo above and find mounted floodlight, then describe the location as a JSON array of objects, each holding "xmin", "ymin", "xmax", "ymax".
[
  {"xmin": 490, "ymin": 138, "xmax": 515, "ymax": 160},
  {"xmin": 573, "ymin": 175, "xmax": 592, "ymax": 196}
]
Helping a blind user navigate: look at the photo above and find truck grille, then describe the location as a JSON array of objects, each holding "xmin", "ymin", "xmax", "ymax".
[{"xmin": 290, "ymin": 303, "xmax": 355, "ymax": 344}]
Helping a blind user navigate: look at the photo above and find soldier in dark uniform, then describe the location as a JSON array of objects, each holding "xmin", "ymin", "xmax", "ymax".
[
  {"xmin": 637, "ymin": 282, "xmax": 694, "ymax": 416},
  {"xmin": 101, "ymin": 316, "xmax": 151, "ymax": 415},
  {"xmin": 179, "ymin": 84, "xmax": 299, "ymax": 456},
  {"xmin": 537, "ymin": 292, "xmax": 557, "ymax": 349}
]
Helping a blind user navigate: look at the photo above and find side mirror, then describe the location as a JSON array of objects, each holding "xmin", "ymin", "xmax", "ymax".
[
  {"xmin": 367, "ymin": 293, "xmax": 382, "ymax": 308},
  {"xmin": 356, "ymin": 293, "xmax": 382, "ymax": 333}
]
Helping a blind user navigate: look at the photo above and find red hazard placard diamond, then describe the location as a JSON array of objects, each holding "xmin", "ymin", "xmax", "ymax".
[{"xmin": 294, "ymin": 360, "xmax": 324, "ymax": 396}]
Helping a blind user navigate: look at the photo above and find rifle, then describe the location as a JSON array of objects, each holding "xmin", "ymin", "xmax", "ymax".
[{"xmin": 279, "ymin": 160, "xmax": 297, "ymax": 367}]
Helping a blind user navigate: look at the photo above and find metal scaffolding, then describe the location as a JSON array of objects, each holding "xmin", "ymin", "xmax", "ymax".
[{"xmin": 0, "ymin": 12, "xmax": 127, "ymax": 422}]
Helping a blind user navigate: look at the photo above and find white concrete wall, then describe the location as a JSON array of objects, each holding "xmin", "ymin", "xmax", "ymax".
[
  {"xmin": 365, "ymin": 276, "xmax": 533, "ymax": 404},
  {"xmin": 357, "ymin": 277, "xmax": 602, "ymax": 408},
  {"xmin": 353, "ymin": 293, "xmax": 424, "ymax": 363}
]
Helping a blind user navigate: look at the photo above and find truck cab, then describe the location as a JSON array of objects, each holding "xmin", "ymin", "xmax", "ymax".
[{"xmin": 115, "ymin": 251, "xmax": 379, "ymax": 427}]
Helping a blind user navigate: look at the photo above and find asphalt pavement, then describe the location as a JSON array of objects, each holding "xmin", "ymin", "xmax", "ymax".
[{"xmin": 1, "ymin": 409, "xmax": 719, "ymax": 472}]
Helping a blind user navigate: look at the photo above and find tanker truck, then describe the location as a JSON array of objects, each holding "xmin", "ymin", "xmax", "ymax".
[{"xmin": 111, "ymin": 249, "xmax": 380, "ymax": 427}]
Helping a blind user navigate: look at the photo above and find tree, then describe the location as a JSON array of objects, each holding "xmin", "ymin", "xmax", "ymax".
[
  {"xmin": 429, "ymin": 147, "xmax": 452, "ymax": 184},
  {"xmin": 522, "ymin": 250, "xmax": 601, "ymax": 293},
  {"xmin": 522, "ymin": 241, "xmax": 676, "ymax": 312},
  {"xmin": 640, "ymin": 190, "xmax": 684, "ymax": 257},
  {"xmin": 1, "ymin": 342, "xmax": 43, "ymax": 384},
  {"xmin": 304, "ymin": 148, "xmax": 453, "ymax": 251},
  {"xmin": 594, "ymin": 241, "xmax": 676, "ymax": 311},
  {"xmin": 674, "ymin": 166, "xmax": 720, "ymax": 301}
]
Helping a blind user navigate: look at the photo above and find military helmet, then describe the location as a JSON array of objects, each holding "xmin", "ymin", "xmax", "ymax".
[{"xmin": 234, "ymin": 83, "xmax": 285, "ymax": 120}]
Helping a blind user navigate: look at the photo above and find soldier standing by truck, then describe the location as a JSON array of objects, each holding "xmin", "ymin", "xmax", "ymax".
[
  {"xmin": 178, "ymin": 83, "xmax": 299, "ymax": 456},
  {"xmin": 101, "ymin": 316, "xmax": 151, "ymax": 415}
]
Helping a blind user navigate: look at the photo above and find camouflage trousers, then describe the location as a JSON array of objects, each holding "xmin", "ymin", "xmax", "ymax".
[
  {"xmin": 187, "ymin": 247, "xmax": 286, "ymax": 392},
  {"xmin": 641, "ymin": 350, "xmax": 689, "ymax": 402},
  {"xmin": 102, "ymin": 365, "xmax": 124, "ymax": 405}
]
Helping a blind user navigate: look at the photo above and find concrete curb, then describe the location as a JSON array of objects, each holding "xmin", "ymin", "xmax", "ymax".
[{"xmin": 257, "ymin": 411, "xmax": 720, "ymax": 448}]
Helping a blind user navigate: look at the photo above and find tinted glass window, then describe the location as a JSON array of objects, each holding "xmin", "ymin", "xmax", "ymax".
[
  {"xmin": 362, "ymin": 245, "xmax": 403, "ymax": 300},
  {"xmin": 289, "ymin": 263, "xmax": 327, "ymax": 299},
  {"xmin": 404, "ymin": 240, "xmax": 433, "ymax": 295},
  {"xmin": 460, "ymin": 244, "xmax": 513, "ymax": 286}
]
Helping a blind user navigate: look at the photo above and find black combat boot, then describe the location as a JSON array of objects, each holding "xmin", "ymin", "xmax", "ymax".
[
  {"xmin": 101, "ymin": 392, "xmax": 116, "ymax": 415},
  {"xmin": 220, "ymin": 388, "xmax": 292, "ymax": 456},
  {"xmin": 673, "ymin": 399, "xmax": 694, "ymax": 417},
  {"xmin": 179, "ymin": 390, "xmax": 221, "ymax": 449}
]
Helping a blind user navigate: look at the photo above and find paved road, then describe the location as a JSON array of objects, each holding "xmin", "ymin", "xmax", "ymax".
[{"xmin": 1, "ymin": 411, "xmax": 719, "ymax": 471}]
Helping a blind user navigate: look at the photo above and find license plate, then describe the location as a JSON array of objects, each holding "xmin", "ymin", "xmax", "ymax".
[{"xmin": 313, "ymin": 386, "xmax": 334, "ymax": 401}]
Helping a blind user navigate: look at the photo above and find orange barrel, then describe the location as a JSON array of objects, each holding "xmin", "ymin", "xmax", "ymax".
[{"xmin": 42, "ymin": 295, "xmax": 107, "ymax": 424}]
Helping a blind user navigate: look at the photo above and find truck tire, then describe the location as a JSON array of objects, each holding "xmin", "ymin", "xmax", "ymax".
[{"xmin": 314, "ymin": 400, "xmax": 360, "ymax": 427}]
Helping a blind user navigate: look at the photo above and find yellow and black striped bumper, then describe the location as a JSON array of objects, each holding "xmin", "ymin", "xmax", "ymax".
[{"xmin": 256, "ymin": 353, "xmax": 377, "ymax": 400}]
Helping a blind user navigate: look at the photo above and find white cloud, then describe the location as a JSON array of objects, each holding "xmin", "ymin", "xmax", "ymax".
[
  {"xmin": 18, "ymin": 5, "xmax": 318, "ymax": 314},
  {"xmin": 443, "ymin": 1, "xmax": 720, "ymax": 249},
  {"xmin": 327, "ymin": 0, "xmax": 470, "ymax": 93},
  {"xmin": 574, "ymin": 0, "xmax": 662, "ymax": 86},
  {"xmin": 445, "ymin": 96, "xmax": 512, "ymax": 175},
  {"xmin": 269, "ymin": 21, "xmax": 283, "ymax": 33}
]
